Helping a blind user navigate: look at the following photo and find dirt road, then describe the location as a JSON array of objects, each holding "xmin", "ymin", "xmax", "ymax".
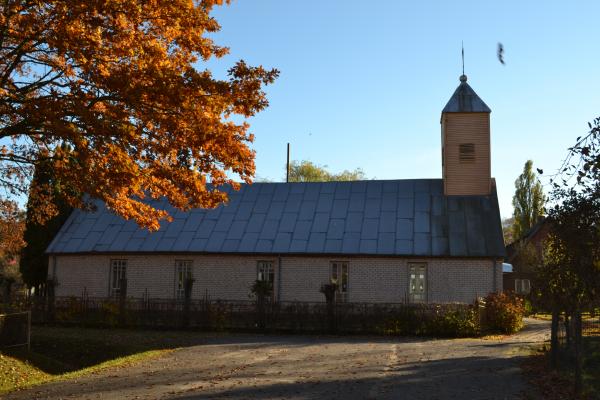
[{"xmin": 5, "ymin": 318, "xmax": 550, "ymax": 400}]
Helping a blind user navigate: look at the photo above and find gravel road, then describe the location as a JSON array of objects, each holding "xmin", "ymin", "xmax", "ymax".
[{"xmin": 5, "ymin": 318, "xmax": 550, "ymax": 400}]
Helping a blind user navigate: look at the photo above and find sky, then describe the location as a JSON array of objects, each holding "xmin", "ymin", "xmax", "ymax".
[{"xmin": 202, "ymin": 1, "xmax": 600, "ymax": 219}]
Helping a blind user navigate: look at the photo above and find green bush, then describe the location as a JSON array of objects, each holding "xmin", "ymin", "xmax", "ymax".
[
  {"xmin": 481, "ymin": 292, "xmax": 525, "ymax": 334},
  {"xmin": 432, "ymin": 306, "xmax": 480, "ymax": 337},
  {"xmin": 55, "ymin": 296, "xmax": 82, "ymax": 322},
  {"xmin": 522, "ymin": 297, "xmax": 534, "ymax": 316},
  {"xmin": 379, "ymin": 304, "xmax": 480, "ymax": 337},
  {"xmin": 100, "ymin": 300, "xmax": 120, "ymax": 327},
  {"xmin": 379, "ymin": 306, "xmax": 422, "ymax": 335}
]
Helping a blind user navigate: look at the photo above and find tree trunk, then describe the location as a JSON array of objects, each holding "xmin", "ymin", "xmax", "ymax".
[
  {"xmin": 550, "ymin": 307, "xmax": 559, "ymax": 369},
  {"xmin": 573, "ymin": 310, "xmax": 583, "ymax": 397}
]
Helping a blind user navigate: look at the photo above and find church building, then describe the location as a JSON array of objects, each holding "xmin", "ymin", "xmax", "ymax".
[{"xmin": 46, "ymin": 75, "xmax": 505, "ymax": 304}]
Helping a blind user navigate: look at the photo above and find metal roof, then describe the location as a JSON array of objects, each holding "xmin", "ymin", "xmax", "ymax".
[
  {"xmin": 442, "ymin": 76, "xmax": 491, "ymax": 113},
  {"xmin": 46, "ymin": 179, "xmax": 505, "ymax": 258}
]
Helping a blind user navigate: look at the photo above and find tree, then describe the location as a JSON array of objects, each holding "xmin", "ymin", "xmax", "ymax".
[
  {"xmin": 501, "ymin": 217, "xmax": 515, "ymax": 245},
  {"xmin": 287, "ymin": 160, "xmax": 367, "ymax": 182},
  {"xmin": 0, "ymin": 1, "xmax": 278, "ymax": 230},
  {"xmin": 556, "ymin": 117, "xmax": 600, "ymax": 191},
  {"xmin": 512, "ymin": 160, "xmax": 545, "ymax": 240},
  {"xmin": 534, "ymin": 118, "xmax": 600, "ymax": 395},
  {"xmin": 20, "ymin": 157, "xmax": 72, "ymax": 291},
  {"xmin": 537, "ymin": 189, "xmax": 600, "ymax": 394},
  {"xmin": 0, "ymin": 200, "xmax": 24, "ymax": 287}
]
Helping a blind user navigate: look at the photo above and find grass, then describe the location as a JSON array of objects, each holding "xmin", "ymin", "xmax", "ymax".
[
  {"xmin": 0, "ymin": 347, "xmax": 169, "ymax": 394},
  {"xmin": 582, "ymin": 336, "xmax": 600, "ymax": 398},
  {"xmin": 530, "ymin": 313, "xmax": 553, "ymax": 321},
  {"xmin": 530, "ymin": 313, "xmax": 599, "ymax": 322},
  {"xmin": 0, "ymin": 325, "xmax": 217, "ymax": 395},
  {"xmin": 523, "ymin": 334, "xmax": 600, "ymax": 400}
]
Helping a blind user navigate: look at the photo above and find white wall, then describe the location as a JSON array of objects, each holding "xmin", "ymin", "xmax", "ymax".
[{"xmin": 51, "ymin": 254, "xmax": 502, "ymax": 303}]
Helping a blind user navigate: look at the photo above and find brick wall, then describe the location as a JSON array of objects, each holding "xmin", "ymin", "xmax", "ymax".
[{"xmin": 50, "ymin": 254, "xmax": 502, "ymax": 303}]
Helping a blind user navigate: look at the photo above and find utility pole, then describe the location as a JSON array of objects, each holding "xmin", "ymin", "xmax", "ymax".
[{"xmin": 286, "ymin": 143, "xmax": 290, "ymax": 183}]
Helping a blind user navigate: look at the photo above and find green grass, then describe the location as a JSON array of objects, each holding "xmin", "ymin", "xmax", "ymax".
[
  {"xmin": 0, "ymin": 351, "xmax": 52, "ymax": 393},
  {"xmin": 0, "ymin": 347, "xmax": 169, "ymax": 394},
  {"xmin": 582, "ymin": 335, "xmax": 600, "ymax": 398},
  {"xmin": 0, "ymin": 325, "xmax": 217, "ymax": 394},
  {"xmin": 530, "ymin": 313, "xmax": 599, "ymax": 322},
  {"xmin": 524, "ymin": 334, "xmax": 600, "ymax": 399},
  {"xmin": 530, "ymin": 313, "xmax": 553, "ymax": 321}
]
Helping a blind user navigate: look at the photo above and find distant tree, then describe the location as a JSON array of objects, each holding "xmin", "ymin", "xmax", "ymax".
[
  {"xmin": 501, "ymin": 217, "xmax": 515, "ymax": 245},
  {"xmin": 287, "ymin": 160, "xmax": 367, "ymax": 182},
  {"xmin": 20, "ymin": 158, "xmax": 73, "ymax": 291},
  {"xmin": 512, "ymin": 160, "xmax": 545, "ymax": 240}
]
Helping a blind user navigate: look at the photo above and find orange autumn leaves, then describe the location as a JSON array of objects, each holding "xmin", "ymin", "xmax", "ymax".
[
  {"xmin": 0, "ymin": 200, "xmax": 24, "ymax": 268},
  {"xmin": 0, "ymin": 0, "xmax": 278, "ymax": 230}
]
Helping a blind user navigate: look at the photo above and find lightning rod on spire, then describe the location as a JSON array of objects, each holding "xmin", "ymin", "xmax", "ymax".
[{"xmin": 461, "ymin": 41, "xmax": 464, "ymax": 76}]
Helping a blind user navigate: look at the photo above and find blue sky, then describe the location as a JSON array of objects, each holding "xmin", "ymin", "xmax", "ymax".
[{"xmin": 204, "ymin": 1, "xmax": 600, "ymax": 219}]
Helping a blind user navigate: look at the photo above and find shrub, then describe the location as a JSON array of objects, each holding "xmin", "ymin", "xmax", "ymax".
[
  {"xmin": 206, "ymin": 301, "xmax": 228, "ymax": 331},
  {"xmin": 482, "ymin": 292, "xmax": 525, "ymax": 334},
  {"xmin": 319, "ymin": 283, "xmax": 338, "ymax": 303},
  {"xmin": 432, "ymin": 306, "xmax": 480, "ymax": 337},
  {"xmin": 250, "ymin": 280, "xmax": 273, "ymax": 299},
  {"xmin": 55, "ymin": 296, "xmax": 82, "ymax": 322},
  {"xmin": 100, "ymin": 299, "xmax": 120, "ymax": 327},
  {"xmin": 522, "ymin": 297, "xmax": 534, "ymax": 316},
  {"xmin": 379, "ymin": 306, "xmax": 422, "ymax": 335},
  {"xmin": 379, "ymin": 304, "xmax": 480, "ymax": 337}
]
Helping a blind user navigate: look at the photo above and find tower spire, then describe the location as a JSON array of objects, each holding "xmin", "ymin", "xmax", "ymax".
[
  {"xmin": 460, "ymin": 42, "xmax": 467, "ymax": 82},
  {"xmin": 461, "ymin": 41, "xmax": 464, "ymax": 76}
]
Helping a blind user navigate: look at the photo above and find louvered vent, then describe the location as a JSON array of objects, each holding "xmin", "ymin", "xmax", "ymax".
[{"xmin": 459, "ymin": 143, "xmax": 475, "ymax": 163}]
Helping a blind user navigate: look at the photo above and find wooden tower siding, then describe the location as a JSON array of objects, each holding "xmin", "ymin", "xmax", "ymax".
[{"xmin": 442, "ymin": 112, "xmax": 491, "ymax": 196}]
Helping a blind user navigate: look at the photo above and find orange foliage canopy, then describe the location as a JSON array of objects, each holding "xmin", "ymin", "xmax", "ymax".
[
  {"xmin": 0, "ymin": 200, "xmax": 24, "ymax": 268},
  {"xmin": 0, "ymin": 0, "xmax": 278, "ymax": 230}
]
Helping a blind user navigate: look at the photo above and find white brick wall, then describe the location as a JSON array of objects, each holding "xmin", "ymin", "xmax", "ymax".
[{"xmin": 50, "ymin": 254, "xmax": 502, "ymax": 304}]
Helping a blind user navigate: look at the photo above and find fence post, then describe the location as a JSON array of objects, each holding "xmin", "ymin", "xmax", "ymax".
[
  {"xmin": 118, "ymin": 278, "xmax": 128, "ymax": 327},
  {"xmin": 27, "ymin": 310, "xmax": 31, "ymax": 351},
  {"xmin": 475, "ymin": 297, "xmax": 485, "ymax": 335},
  {"xmin": 46, "ymin": 279, "xmax": 55, "ymax": 323}
]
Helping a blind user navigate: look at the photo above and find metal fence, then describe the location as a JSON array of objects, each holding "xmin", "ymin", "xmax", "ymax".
[
  {"xmin": 557, "ymin": 312, "xmax": 600, "ymax": 345},
  {"xmin": 23, "ymin": 295, "xmax": 479, "ymax": 336},
  {"xmin": 0, "ymin": 311, "xmax": 31, "ymax": 350},
  {"xmin": 554, "ymin": 310, "xmax": 600, "ymax": 393}
]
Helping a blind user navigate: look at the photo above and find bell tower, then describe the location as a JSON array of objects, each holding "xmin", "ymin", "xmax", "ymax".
[{"xmin": 441, "ymin": 74, "xmax": 492, "ymax": 196}]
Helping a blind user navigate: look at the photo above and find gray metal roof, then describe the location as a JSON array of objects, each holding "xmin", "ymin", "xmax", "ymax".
[
  {"xmin": 442, "ymin": 77, "xmax": 491, "ymax": 113},
  {"xmin": 46, "ymin": 179, "xmax": 505, "ymax": 258}
]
